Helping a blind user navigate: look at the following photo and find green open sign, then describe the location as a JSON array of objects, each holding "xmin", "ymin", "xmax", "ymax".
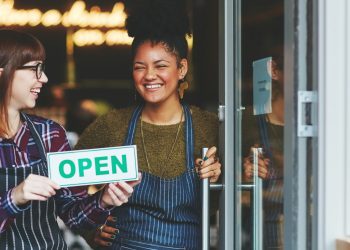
[{"xmin": 47, "ymin": 145, "xmax": 138, "ymax": 187}]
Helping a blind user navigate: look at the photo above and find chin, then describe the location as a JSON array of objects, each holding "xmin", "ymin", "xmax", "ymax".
[
  {"xmin": 142, "ymin": 95, "xmax": 163, "ymax": 104},
  {"xmin": 26, "ymin": 102, "xmax": 37, "ymax": 109}
]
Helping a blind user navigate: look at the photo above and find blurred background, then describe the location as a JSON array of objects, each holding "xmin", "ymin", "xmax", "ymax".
[
  {"xmin": 0, "ymin": 0, "xmax": 282, "ymax": 141},
  {"xmin": 0, "ymin": 0, "xmax": 284, "ymax": 249},
  {"xmin": 0, "ymin": 0, "xmax": 220, "ymax": 143}
]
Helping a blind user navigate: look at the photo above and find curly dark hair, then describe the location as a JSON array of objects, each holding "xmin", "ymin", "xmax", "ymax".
[{"xmin": 124, "ymin": 0, "xmax": 191, "ymax": 63}]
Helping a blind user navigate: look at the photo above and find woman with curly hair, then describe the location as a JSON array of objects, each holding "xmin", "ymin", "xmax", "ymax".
[{"xmin": 75, "ymin": 0, "xmax": 221, "ymax": 249}]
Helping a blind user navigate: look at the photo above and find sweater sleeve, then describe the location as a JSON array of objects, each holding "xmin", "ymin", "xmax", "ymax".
[
  {"xmin": 0, "ymin": 189, "xmax": 31, "ymax": 233},
  {"xmin": 191, "ymin": 106, "xmax": 220, "ymax": 215}
]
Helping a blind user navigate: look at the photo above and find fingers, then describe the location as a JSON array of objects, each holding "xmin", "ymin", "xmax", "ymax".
[
  {"xmin": 243, "ymin": 156, "xmax": 269, "ymax": 180},
  {"xmin": 126, "ymin": 172, "xmax": 142, "ymax": 187},
  {"xmin": 198, "ymin": 161, "xmax": 222, "ymax": 182},
  {"xmin": 12, "ymin": 174, "xmax": 61, "ymax": 205},
  {"xmin": 205, "ymin": 146, "xmax": 217, "ymax": 159},
  {"xmin": 196, "ymin": 146, "xmax": 221, "ymax": 183},
  {"xmin": 107, "ymin": 183, "xmax": 129, "ymax": 206},
  {"xmin": 94, "ymin": 216, "xmax": 119, "ymax": 247},
  {"xmin": 101, "ymin": 181, "xmax": 137, "ymax": 207}
]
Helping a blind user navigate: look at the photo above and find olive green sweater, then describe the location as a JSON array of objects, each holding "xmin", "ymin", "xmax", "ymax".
[{"xmin": 75, "ymin": 105, "xmax": 218, "ymax": 179}]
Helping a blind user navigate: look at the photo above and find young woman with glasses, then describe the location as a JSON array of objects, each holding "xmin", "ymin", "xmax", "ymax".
[
  {"xmin": 0, "ymin": 29, "xmax": 140, "ymax": 249},
  {"xmin": 75, "ymin": 1, "xmax": 221, "ymax": 249}
]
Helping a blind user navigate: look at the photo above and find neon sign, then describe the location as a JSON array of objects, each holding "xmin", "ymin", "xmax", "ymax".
[
  {"xmin": 0, "ymin": 1, "xmax": 193, "ymax": 48},
  {"xmin": 0, "ymin": 0, "xmax": 126, "ymax": 28}
]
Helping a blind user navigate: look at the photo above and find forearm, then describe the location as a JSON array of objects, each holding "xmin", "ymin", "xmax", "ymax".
[{"xmin": 57, "ymin": 187, "xmax": 110, "ymax": 230}]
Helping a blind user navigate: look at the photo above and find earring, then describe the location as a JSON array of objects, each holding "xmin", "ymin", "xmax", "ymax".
[{"xmin": 178, "ymin": 79, "xmax": 189, "ymax": 99}]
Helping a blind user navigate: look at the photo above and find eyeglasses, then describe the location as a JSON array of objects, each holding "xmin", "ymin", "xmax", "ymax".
[{"xmin": 17, "ymin": 62, "xmax": 45, "ymax": 80}]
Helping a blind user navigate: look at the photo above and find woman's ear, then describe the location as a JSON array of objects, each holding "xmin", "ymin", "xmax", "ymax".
[{"xmin": 178, "ymin": 59, "xmax": 188, "ymax": 79}]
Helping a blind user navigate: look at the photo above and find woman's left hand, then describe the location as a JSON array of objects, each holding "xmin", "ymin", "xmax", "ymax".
[{"xmin": 195, "ymin": 146, "xmax": 221, "ymax": 183}]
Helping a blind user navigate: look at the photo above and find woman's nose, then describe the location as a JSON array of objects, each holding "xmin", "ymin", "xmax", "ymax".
[
  {"xmin": 145, "ymin": 68, "xmax": 156, "ymax": 80},
  {"xmin": 40, "ymin": 72, "xmax": 48, "ymax": 83}
]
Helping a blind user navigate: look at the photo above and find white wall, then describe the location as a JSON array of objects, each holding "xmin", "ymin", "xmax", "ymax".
[{"xmin": 318, "ymin": 0, "xmax": 350, "ymax": 249}]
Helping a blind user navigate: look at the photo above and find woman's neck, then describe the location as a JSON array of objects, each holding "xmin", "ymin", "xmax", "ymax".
[
  {"xmin": 268, "ymin": 96, "xmax": 284, "ymax": 126},
  {"xmin": 142, "ymin": 101, "xmax": 183, "ymax": 125},
  {"xmin": 6, "ymin": 108, "xmax": 22, "ymax": 138}
]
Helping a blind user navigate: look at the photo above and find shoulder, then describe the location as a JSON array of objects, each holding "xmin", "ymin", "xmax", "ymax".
[
  {"xmin": 189, "ymin": 105, "xmax": 218, "ymax": 145},
  {"xmin": 90, "ymin": 106, "xmax": 134, "ymax": 130},
  {"xmin": 190, "ymin": 105, "xmax": 218, "ymax": 127},
  {"xmin": 23, "ymin": 113, "xmax": 70, "ymax": 151},
  {"xmin": 75, "ymin": 106, "xmax": 135, "ymax": 149},
  {"xmin": 24, "ymin": 113, "xmax": 66, "ymax": 134},
  {"xmin": 103, "ymin": 106, "xmax": 134, "ymax": 122}
]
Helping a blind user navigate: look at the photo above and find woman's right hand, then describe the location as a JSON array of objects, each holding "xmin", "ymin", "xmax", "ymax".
[
  {"xmin": 11, "ymin": 174, "xmax": 60, "ymax": 206},
  {"xmin": 243, "ymin": 154, "xmax": 269, "ymax": 181},
  {"xmin": 94, "ymin": 216, "xmax": 119, "ymax": 247}
]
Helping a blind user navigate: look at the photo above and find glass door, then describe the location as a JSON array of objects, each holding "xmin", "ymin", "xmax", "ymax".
[
  {"xmin": 239, "ymin": 1, "xmax": 285, "ymax": 249},
  {"xmin": 218, "ymin": 0, "xmax": 316, "ymax": 249}
]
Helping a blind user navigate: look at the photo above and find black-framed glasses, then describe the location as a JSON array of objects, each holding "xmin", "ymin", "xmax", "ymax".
[{"xmin": 17, "ymin": 62, "xmax": 45, "ymax": 80}]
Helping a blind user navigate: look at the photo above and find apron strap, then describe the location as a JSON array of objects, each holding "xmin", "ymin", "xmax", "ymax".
[
  {"xmin": 123, "ymin": 104, "xmax": 144, "ymax": 145},
  {"xmin": 182, "ymin": 103, "xmax": 194, "ymax": 170},
  {"xmin": 123, "ymin": 102, "xmax": 195, "ymax": 171},
  {"xmin": 20, "ymin": 113, "xmax": 47, "ymax": 163}
]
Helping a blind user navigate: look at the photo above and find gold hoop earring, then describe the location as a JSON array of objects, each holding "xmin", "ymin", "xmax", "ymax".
[{"xmin": 178, "ymin": 80, "xmax": 189, "ymax": 99}]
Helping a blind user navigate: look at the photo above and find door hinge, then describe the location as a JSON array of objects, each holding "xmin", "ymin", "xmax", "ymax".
[{"xmin": 298, "ymin": 91, "xmax": 317, "ymax": 137}]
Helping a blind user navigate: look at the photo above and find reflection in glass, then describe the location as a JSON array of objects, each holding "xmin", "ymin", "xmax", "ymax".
[{"xmin": 240, "ymin": 0, "xmax": 284, "ymax": 249}]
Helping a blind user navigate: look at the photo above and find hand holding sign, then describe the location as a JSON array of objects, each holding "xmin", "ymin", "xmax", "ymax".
[
  {"xmin": 101, "ymin": 172, "xmax": 142, "ymax": 207},
  {"xmin": 47, "ymin": 146, "xmax": 139, "ymax": 187},
  {"xmin": 12, "ymin": 174, "xmax": 60, "ymax": 206},
  {"xmin": 46, "ymin": 145, "xmax": 141, "ymax": 209}
]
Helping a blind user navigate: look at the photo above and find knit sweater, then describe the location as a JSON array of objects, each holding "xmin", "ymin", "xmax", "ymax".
[{"xmin": 75, "ymin": 105, "xmax": 219, "ymax": 179}]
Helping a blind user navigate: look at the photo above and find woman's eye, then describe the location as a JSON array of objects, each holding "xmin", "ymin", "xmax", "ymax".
[
  {"xmin": 156, "ymin": 65, "xmax": 167, "ymax": 68},
  {"xmin": 134, "ymin": 67, "xmax": 144, "ymax": 70}
]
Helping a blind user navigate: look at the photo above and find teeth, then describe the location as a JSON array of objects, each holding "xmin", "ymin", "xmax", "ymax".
[
  {"xmin": 145, "ymin": 84, "xmax": 161, "ymax": 89},
  {"xmin": 30, "ymin": 88, "xmax": 40, "ymax": 94}
]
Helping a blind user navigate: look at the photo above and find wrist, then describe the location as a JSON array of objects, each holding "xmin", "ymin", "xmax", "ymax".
[{"xmin": 11, "ymin": 186, "xmax": 25, "ymax": 206}]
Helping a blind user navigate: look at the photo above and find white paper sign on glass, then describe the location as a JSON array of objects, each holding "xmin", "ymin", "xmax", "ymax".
[
  {"xmin": 253, "ymin": 57, "xmax": 272, "ymax": 115},
  {"xmin": 47, "ymin": 145, "xmax": 138, "ymax": 187}
]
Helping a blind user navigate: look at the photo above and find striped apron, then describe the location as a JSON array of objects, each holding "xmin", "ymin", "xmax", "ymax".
[
  {"xmin": 257, "ymin": 115, "xmax": 283, "ymax": 249},
  {"xmin": 0, "ymin": 113, "xmax": 67, "ymax": 250},
  {"xmin": 109, "ymin": 103, "xmax": 201, "ymax": 250}
]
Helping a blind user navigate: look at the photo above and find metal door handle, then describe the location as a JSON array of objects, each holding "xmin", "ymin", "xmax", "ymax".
[
  {"xmin": 237, "ymin": 148, "xmax": 263, "ymax": 250},
  {"xmin": 252, "ymin": 148, "xmax": 263, "ymax": 250},
  {"xmin": 201, "ymin": 148, "xmax": 224, "ymax": 250}
]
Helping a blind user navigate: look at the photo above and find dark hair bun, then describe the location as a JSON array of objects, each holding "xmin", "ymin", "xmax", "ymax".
[{"xmin": 125, "ymin": 0, "xmax": 191, "ymax": 38}]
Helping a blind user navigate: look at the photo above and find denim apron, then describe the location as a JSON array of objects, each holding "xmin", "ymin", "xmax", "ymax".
[
  {"xmin": 0, "ymin": 113, "xmax": 67, "ymax": 250},
  {"xmin": 109, "ymin": 103, "xmax": 201, "ymax": 250}
]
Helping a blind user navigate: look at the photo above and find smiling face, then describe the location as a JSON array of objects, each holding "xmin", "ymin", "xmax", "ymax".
[
  {"xmin": 132, "ymin": 41, "xmax": 188, "ymax": 106},
  {"xmin": 8, "ymin": 61, "xmax": 48, "ymax": 111}
]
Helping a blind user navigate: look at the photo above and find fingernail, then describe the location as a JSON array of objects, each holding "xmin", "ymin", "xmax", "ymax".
[
  {"xmin": 110, "ymin": 235, "xmax": 116, "ymax": 239},
  {"xmin": 199, "ymin": 160, "xmax": 203, "ymax": 165},
  {"xmin": 107, "ymin": 242, "xmax": 112, "ymax": 246},
  {"xmin": 114, "ymin": 229, "xmax": 120, "ymax": 234},
  {"xmin": 203, "ymin": 156, "xmax": 208, "ymax": 161},
  {"xmin": 111, "ymin": 217, "xmax": 117, "ymax": 222}
]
